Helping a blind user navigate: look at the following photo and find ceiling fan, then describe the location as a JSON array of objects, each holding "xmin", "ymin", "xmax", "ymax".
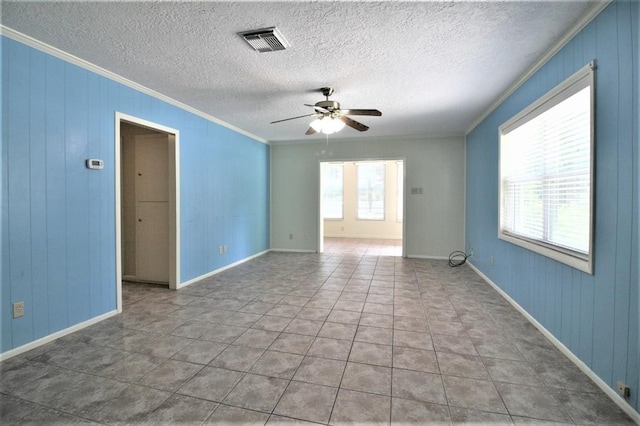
[{"xmin": 271, "ymin": 87, "xmax": 382, "ymax": 135}]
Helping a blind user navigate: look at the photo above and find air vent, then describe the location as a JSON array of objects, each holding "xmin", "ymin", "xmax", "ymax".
[{"xmin": 239, "ymin": 27, "xmax": 289, "ymax": 52}]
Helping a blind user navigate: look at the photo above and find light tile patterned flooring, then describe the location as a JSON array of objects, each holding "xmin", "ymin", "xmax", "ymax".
[
  {"xmin": 323, "ymin": 237, "xmax": 402, "ymax": 257},
  {"xmin": 1, "ymin": 249, "xmax": 635, "ymax": 424}
]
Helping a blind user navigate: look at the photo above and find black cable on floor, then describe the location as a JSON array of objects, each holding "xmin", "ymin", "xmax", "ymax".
[{"xmin": 448, "ymin": 251, "xmax": 469, "ymax": 267}]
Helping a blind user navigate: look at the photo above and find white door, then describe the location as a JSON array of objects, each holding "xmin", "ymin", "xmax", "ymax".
[{"xmin": 134, "ymin": 134, "xmax": 169, "ymax": 283}]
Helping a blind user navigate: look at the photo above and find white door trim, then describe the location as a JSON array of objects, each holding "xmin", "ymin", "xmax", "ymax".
[{"xmin": 115, "ymin": 112, "xmax": 181, "ymax": 313}]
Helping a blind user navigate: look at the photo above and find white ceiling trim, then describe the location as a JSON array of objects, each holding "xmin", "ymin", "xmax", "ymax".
[
  {"xmin": 1, "ymin": 25, "xmax": 268, "ymax": 145},
  {"xmin": 464, "ymin": 0, "xmax": 610, "ymax": 136}
]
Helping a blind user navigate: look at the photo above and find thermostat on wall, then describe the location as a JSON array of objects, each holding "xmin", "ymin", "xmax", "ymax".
[{"xmin": 86, "ymin": 159, "xmax": 104, "ymax": 170}]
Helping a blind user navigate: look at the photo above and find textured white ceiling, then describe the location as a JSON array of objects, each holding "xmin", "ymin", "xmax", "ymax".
[{"xmin": 2, "ymin": 1, "xmax": 598, "ymax": 142}]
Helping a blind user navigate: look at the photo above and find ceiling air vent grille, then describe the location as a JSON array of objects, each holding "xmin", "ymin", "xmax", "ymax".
[{"xmin": 239, "ymin": 27, "xmax": 289, "ymax": 52}]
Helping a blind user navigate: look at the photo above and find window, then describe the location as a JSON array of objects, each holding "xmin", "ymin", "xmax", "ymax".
[
  {"xmin": 357, "ymin": 162, "xmax": 385, "ymax": 220},
  {"xmin": 499, "ymin": 62, "xmax": 594, "ymax": 274},
  {"xmin": 322, "ymin": 163, "xmax": 344, "ymax": 219},
  {"xmin": 397, "ymin": 161, "xmax": 404, "ymax": 222}
]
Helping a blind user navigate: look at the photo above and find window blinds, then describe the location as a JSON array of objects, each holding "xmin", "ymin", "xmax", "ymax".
[{"xmin": 498, "ymin": 62, "xmax": 594, "ymax": 273}]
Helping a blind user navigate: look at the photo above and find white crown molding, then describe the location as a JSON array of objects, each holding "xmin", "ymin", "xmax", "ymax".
[
  {"xmin": 1, "ymin": 26, "xmax": 269, "ymax": 145},
  {"xmin": 465, "ymin": 0, "xmax": 611, "ymax": 136}
]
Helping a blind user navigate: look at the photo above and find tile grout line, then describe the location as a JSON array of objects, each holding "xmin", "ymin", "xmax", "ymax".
[{"xmin": 5, "ymin": 251, "xmax": 633, "ymax": 425}]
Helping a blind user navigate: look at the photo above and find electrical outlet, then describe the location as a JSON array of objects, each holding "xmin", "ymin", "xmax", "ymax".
[
  {"xmin": 490, "ymin": 256, "xmax": 495, "ymax": 265},
  {"xmin": 289, "ymin": 233, "xmax": 293, "ymax": 240},
  {"xmin": 223, "ymin": 245, "xmax": 227, "ymax": 253},
  {"xmin": 617, "ymin": 381, "xmax": 630, "ymax": 398},
  {"xmin": 13, "ymin": 301, "xmax": 25, "ymax": 318}
]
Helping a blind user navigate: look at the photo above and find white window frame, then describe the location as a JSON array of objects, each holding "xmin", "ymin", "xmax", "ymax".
[
  {"xmin": 498, "ymin": 62, "xmax": 595, "ymax": 274},
  {"xmin": 357, "ymin": 162, "xmax": 386, "ymax": 221}
]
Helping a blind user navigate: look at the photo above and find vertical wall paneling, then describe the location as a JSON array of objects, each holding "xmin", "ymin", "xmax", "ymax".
[
  {"xmin": 29, "ymin": 48, "xmax": 49, "ymax": 340},
  {"xmin": 8, "ymin": 40, "xmax": 34, "ymax": 347},
  {"xmin": 1, "ymin": 35, "xmax": 270, "ymax": 354},
  {"xmin": 99, "ymin": 78, "xmax": 117, "ymax": 313},
  {"xmin": 465, "ymin": 0, "xmax": 638, "ymax": 412},
  {"xmin": 560, "ymin": 264, "xmax": 572, "ymax": 346},
  {"xmin": 87, "ymin": 72, "xmax": 102, "ymax": 316},
  {"xmin": 591, "ymin": 4, "xmax": 618, "ymax": 384},
  {"xmin": 578, "ymin": 274, "xmax": 595, "ymax": 366},
  {"xmin": 553, "ymin": 262, "xmax": 562, "ymax": 338},
  {"xmin": 1, "ymin": 37, "xmax": 13, "ymax": 350},
  {"xmin": 612, "ymin": 0, "xmax": 634, "ymax": 395},
  {"xmin": 64, "ymin": 63, "xmax": 91, "ymax": 325},
  {"xmin": 570, "ymin": 268, "xmax": 582, "ymax": 353},
  {"xmin": 44, "ymin": 53, "xmax": 68, "ymax": 334},
  {"xmin": 629, "ymin": 0, "xmax": 639, "ymax": 411}
]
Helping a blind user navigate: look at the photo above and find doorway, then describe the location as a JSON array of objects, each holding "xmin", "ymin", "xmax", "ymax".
[
  {"xmin": 318, "ymin": 159, "xmax": 405, "ymax": 256},
  {"xmin": 115, "ymin": 113, "xmax": 180, "ymax": 312}
]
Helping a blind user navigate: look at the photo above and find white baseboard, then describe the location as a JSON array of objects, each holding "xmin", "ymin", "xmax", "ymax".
[
  {"xmin": 178, "ymin": 249, "xmax": 270, "ymax": 288},
  {"xmin": 467, "ymin": 261, "xmax": 640, "ymax": 423},
  {"xmin": 269, "ymin": 250, "xmax": 446, "ymax": 259},
  {"xmin": 0, "ymin": 310, "xmax": 118, "ymax": 362},
  {"xmin": 0, "ymin": 250, "xmax": 267, "ymax": 361},
  {"xmin": 324, "ymin": 234, "xmax": 402, "ymax": 239},
  {"xmin": 406, "ymin": 254, "xmax": 450, "ymax": 260},
  {"xmin": 0, "ymin": 249, "xmax": 266, "ymax": 361},
  {"xmin": 269, "ymin": 248, "xmax": 317, "ymax": 253}
]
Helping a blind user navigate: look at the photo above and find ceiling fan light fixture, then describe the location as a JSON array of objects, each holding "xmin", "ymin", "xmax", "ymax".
[
  {"xmin": 310, "ymin": 117, "xmax": 324, "ymax": 132},
  {"xmin": 271, "ymin": 87, "xmax": 380, "ymax": 135},
  {"xmin": 328, "ymin": 118, "xmax": 346, "ymax": 134},
  {"xmin": 311, "ymin": 116, "xmax": 345, "ymax": 135}
]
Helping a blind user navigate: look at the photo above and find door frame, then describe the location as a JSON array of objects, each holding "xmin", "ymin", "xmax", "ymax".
[
  {"xmin": 317, "ymin": 157, "xmax": 406, "ymax": 257},
  {"xmin": 115, "ymin": 112, "xmax": 180, "ymax": 312}
]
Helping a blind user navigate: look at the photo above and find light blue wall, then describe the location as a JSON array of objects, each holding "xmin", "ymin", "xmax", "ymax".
[
  {"xmin": 1, "ymin": 36, "xmax": 270, "ymax": 354},
  {"xmin": 466, "ymin": 1, "xmax": 638, "ymax": 412}
]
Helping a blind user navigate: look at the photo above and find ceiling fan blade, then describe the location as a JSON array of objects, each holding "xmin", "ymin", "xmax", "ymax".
[
  {"xmin": 341, "ymin": 109, "xmax": 382, "ymax": 116},
  {"xmin": 304, "ymin": 103, "xmax": 330, "ymax": 113},
  {"xmin": 305, "ymin": 126, "xmax": 317, "ymax": 135},
  {"xmin": 271, "ymin": 113, "xmax": 318, "ymax": 124},
  {"xmin": 339, "ymin": 116, "xmax": 369, "ymax": 132}
]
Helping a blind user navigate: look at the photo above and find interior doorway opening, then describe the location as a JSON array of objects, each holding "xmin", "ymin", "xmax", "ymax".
[
  {"xmin": 115, "ymin": 113, "xmax": 180, "ymax": 312},
  {"xmin": 319, "ymin": 159, "xmax": 405, "ymax": 257}
]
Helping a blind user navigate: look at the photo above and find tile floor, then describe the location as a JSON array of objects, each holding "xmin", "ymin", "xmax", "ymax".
[
  {"xmin": 323, "ymin": 237, "xmax": 402, "ymax": 257},
  {"xmin": 1, "ymin": 249, "xmax": 636, "ymax": 425}
]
